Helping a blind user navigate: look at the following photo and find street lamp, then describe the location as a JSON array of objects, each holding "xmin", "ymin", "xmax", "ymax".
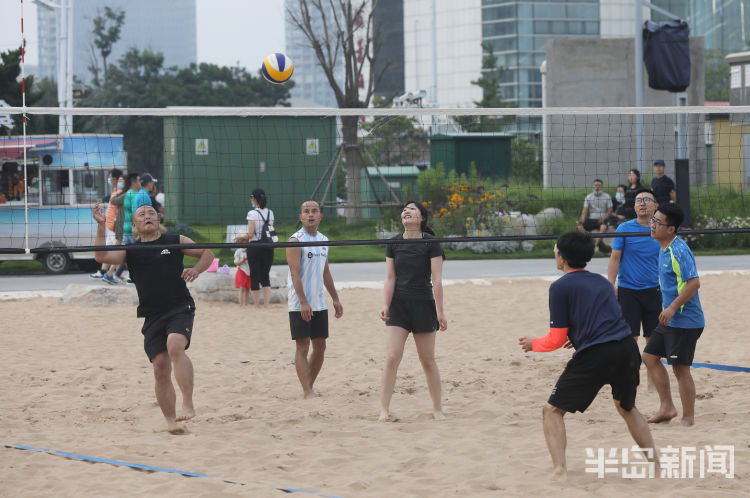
[{"xmin": 34, "ymin": 0, "xmax": 73, "ymax": 135}]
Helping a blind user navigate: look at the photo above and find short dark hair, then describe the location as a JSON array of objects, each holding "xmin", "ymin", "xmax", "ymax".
[
  {"xmin": 593, "ymin": 179, "xmax": 604, "ymax": 185},
  {"xmin": 110, "ymin": 168, "xmax": 123, "ymax": 179},
  {"xmin": 251, "ymin": 188, "xmax": 268, "ymax": 208},
  {"xmin": 556, "ymin": 231, "xmax": 594, "ymax": 269},
  {"xmin": 633, "ymin": 187, "xmax": 655, "ymax": 199},
  {"xmin": 126, "ymin": 172, "xmax": 139, "ymax": 188},
  {"xmin": 617, "ymin": 184, "xmax": 628, "ymax": 190},
  {"xmin": 656, "ymin": 203, "xmax": 684, "ymax": 230}
]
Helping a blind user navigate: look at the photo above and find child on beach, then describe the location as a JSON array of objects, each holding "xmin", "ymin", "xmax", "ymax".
[{"xmin": 234, "ymin": 233, "xmax": 251, "ymax": 305}]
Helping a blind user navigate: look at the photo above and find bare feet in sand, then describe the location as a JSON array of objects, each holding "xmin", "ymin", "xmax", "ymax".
[
  {"xmin": 679, "ymin": 417, "xmax": 694, "ymax": 427},
  {"xmin": 303, "ymin": 390, "xmax": 319, "ymax": 400},
  {"xmin": 167, "ymin": 422, "xmax": 188, "ymax": 435},
  {"xmin": 551, "ymin": 466, "xmax": 568, "ymax": 482},
  {"xmin": 433, "ymin": 411, "xmax": 446, "ymax": 421},
  {"xmin": 647, "ymin": 409, "xmax": 677, "ymax": 423},
  {"xmin": 176, "ymin": 405, "xmax": 195, "ymax": 422},
  {"xmin": 378, "ymin": 410, "xmax": 394, "ymax": 422}
]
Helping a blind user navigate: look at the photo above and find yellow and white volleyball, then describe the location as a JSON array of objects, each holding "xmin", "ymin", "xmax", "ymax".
[{"xmin": 261, "ymin": 53, "xmax": 294, "ymax": 84}]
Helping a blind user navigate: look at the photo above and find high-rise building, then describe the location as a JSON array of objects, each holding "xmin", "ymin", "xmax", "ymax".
[
  {"xmin": 285, "ymin": 0, "xmax": 343, "ymax": 108},
  {"xmin": 651, "ymin": 0, "xmax": 750, "ymax": 53},
  {"xmin": 373, "ymin": 0, "xmax": 405, "ymax": 101},
  {"xmin": 37, "ymin": 0, "xmax": 196, "ymax": 84}
]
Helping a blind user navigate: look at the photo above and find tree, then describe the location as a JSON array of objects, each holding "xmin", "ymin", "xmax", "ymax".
[
  {"xmin": 0, "ymin": 46, "xmax": 58, "ymax": 134},
  {"xmin": 287, "ymin": 0, "xmax": 390, "ymax": 223},
  {"xmin": 511, "ymin": 137, "xmax": 541, "ymax": 184},
  {"xmin": 456, "ymin": 42, "xmax": 515, "ymax": 133},
  {"xmin": 88, "ymin": 7, "xmax": 126, "ymax": 87},
  {"xmin": 705, "ymin": 48, "xmax": 729, "ymax": 102},
  {"xmin": 361, "ymin": 98, "xmax": 428, "ymax": 167}
]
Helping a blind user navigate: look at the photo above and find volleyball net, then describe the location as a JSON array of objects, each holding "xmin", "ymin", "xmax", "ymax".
[{"xmin": 1, "ymin": 105, "xmax": 750, "ymax": 261}]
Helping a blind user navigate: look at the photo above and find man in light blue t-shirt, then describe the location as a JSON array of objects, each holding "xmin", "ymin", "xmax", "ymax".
[
  {"xmin": 644, "ymin": 203, "xmax": 704, "ymax": 427},
  {"xmin": 607, "ymin": 188, "xmax": 662, "ymax": 343},
  {"xmin": 286, "ymin": 200, "xmax": 343, "ymax": 399}
]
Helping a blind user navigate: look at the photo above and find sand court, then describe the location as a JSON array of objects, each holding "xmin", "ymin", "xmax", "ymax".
[{"xmin": 0, "ymin": 273, "xmax": 747, "ymax": 496}]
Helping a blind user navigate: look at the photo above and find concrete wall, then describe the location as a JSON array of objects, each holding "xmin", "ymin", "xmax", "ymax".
[{"xmin": 543, "ymin": 37, "xmax": 706, "ymax": 188}]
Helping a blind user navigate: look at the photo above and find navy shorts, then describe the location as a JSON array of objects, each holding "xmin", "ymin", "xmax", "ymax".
[
  {"xmin": 141, "ymin": 304, "xmax": 194, "ymax": 361},
  {"xmin": 385, "ymin": 298, "xmax": 439, "ymax": 334},
  {"xmin": 548, "ymin": 337, "xmax": 641, "ymax": 413},
  {"xmin": 289, "ymin": 310, "xmax": 329, "ymax": 340},
  {"xmin": 643, "ymin": 324, "xmax": 703, "ymax": 366},
  {"xmin": 618, "ymin": 286, "xmax": 662, "ymax": 337}
]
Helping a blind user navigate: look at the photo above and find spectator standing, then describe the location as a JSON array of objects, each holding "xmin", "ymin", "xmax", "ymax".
[
  {"xmin": 651, "ymin": 160, "xmax": 676, "ymax": 206},
  {"xmin": 234, "ymin": 233, "xmax": 251, "ymax": 306},
  {"xmin": 246, "ymin": 188, "xmax": 276, "ymax": 308},
  {"xmin": 91, "ymin": 168, "xmax": 124, "ymax": 279}
]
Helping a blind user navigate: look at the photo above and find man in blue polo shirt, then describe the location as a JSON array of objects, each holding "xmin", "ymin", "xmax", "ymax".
[
  {"xmin": 607, "ymin": 188, "xmax": 662, "ymax": 389},
  {"xmin": 519, "ymin": 231, "xmax": 657, "ymax": 481},
  {"xmin": 644, "ymin": 203, "xmax": 704, "ymax": 427}
]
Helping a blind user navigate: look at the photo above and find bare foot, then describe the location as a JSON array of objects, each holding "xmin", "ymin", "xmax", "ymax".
[
  {"xmin": 167, "ymin": 422, "xmax": 188, "ymax": 435},
  {"xmin": 647, "ymin": 409, "xmax": 677, "ymax": 423},
  {"xmin": 378, "ymin": 410, "xmax": 394, "ymax": 422},
  {"xmin": 303, "ymin": 390, "xmax": 319, "ymax": 400},
  {"xmin": 433, "ymin": 411, "xmax": 446, "ymax": 421},
  {"xmin": 551, "ymin": 466, "xmax": 568, "ymax": 482},
  {"xmin": 176, "ymin": 406, "xmax": 195, "ymax": 422},
  {"xmin": 680, "ymin": 417, "xmax": 694, "ymax": 427}
]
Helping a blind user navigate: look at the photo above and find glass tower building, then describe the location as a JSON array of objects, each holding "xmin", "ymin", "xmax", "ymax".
[{"xmin": 481, "ymin": 0, "xmax": 601, "ymax": 109}]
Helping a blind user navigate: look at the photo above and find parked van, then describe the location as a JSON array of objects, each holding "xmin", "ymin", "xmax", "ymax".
[{"xmin": 0, "ymin": 134, "xmax": 126, "ymax": 274}]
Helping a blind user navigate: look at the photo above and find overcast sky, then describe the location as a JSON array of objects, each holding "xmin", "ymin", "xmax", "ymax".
[{"xmin": 0, "ymin": 0, "xmax": 286, "ymax": 73}]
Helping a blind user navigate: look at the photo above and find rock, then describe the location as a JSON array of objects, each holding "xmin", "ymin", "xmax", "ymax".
[
  {"xmin": 60, "ymin": 283, "xmax": 138, "ymax": 306},
  {"xmin": 187, "ymin": 269, "xmax": 288, "ymax": 304}
]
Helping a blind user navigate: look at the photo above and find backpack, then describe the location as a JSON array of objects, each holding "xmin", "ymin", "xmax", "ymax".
[{"xmin": 257, "ymin": 209, "xmax": 278, "ymax": 243}]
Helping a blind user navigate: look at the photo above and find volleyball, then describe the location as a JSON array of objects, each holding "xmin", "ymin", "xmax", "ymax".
[{"xmin": 262, "ymin": 53, "xmax": 294, "ymax": 84}]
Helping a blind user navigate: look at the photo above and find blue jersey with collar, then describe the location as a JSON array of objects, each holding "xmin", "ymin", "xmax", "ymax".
[{"xmin": 659, "ymin": 237, "xmax": 705, "ymax": 328}]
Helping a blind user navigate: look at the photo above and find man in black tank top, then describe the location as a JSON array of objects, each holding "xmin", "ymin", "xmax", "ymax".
[{"xmin": 92, "ymin": 202, "xmax": 214, "ymax": 433}]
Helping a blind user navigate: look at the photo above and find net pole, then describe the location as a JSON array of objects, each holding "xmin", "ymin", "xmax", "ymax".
[{"xmin": 21, "ymin": 0, "xmax": 30, "ymax": 254}]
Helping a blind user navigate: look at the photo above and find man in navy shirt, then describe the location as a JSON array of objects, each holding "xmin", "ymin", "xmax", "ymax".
[
  {"xmin": 519, "ymin": 231, "xmax": 657, "ymax": 481},
  {"xmin": 651, "ymin": 159, "xmax": 676, "ymax": 206},
  {"xmin": 644, "ymin": 203, "xmax": 704, "ymax": 426}
]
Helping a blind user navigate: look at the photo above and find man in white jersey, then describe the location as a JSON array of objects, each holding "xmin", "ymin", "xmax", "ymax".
[{"xmin": 286, "ymin": 200, "xmax": 344, "ymax": 399}]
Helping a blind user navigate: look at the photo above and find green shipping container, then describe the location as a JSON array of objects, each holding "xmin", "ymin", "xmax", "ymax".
[
  {"xmin": 163, "ymin": 115, "xmax": 337, "ymax": 224},
  {"xmin": 429, "ymin": 133, "xmax": 512, "ymax": 179},
  {"xmin": 361, "ymin": 166, "xmax": 421, "ymax": 219}
]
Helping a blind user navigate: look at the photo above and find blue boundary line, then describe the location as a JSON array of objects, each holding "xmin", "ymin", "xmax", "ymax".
[
  {"xmin": 2, "ymin": 443, "xmax": 343, "ymax": 497},
  {"xmin": 660, "ymin": 361, "xmax": 750, "ymax": 373}
]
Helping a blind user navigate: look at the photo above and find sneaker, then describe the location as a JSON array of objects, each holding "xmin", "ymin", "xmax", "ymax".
[
  {"xmin": 115, "ymin": 276, "xmax": 128, "ymax": 284},
  {"xmin": 90, "ymin": 270, "xmax": 104, "ymax": 279},
  {"xmin": 102, "ymin": 274, "xmax": 118, "ymax": 285},
  {"xmin": 126, "ymin": 277, "xmax": 134, "ymax": 284}
]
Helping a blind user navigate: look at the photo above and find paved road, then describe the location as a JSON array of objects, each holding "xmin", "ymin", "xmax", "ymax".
[{"xmin": 2, "ymin": 255, "xmax": 749, "ymax": 292}]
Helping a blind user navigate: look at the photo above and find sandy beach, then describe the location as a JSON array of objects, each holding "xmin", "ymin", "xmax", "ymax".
[{"xmin": 0, "ymin": 273, "xmax": 747, "ymax": 497}]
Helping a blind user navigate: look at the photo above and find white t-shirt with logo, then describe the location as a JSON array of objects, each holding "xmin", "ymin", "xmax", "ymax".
[{"xmin": 287, "ymin": 228, "xmax": 329, "ymax": 312}]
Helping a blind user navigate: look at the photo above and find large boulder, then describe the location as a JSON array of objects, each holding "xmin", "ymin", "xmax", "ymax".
[
  {"xmin": 187, "ymin": 269, "xmax": 288, "ymax": 304},
  {"xmin": 60, "ymin": 283, "xmax": 138, "ymax": 306}
]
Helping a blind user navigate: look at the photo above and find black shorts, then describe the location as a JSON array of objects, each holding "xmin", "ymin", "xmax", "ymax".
[
  {"xmin": 643, "ymin": 324, "xmax": 703, "ymax": 366},
  {"xmin": 548, "ymin": 337, "xmax": 641, "ymax": 413},
  {"xmin": 141, "ymin": 304, "xmax": 195, "ymax": 362},
  {"xmin": 289, "ymin": 310, "xmax": 329, "ymax": 340},
  {"xmin": 618, "ymin": 286, "xmax": 662, "ymax": 337},
  {"xmin": 385, "ymin": 298, "xmax": 439, "ymax": 334},
  {"xmin": 582, "ymin": 219, "xmax": 603, "ymax": 231}
]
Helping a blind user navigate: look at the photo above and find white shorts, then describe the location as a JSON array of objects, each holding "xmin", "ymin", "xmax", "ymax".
[{"xmin": 105, "ymin": 228, "xmax": 118, "ymax": 246}]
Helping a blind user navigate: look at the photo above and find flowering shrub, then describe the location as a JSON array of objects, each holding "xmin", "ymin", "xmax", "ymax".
[{"xmin": 684, "ymin": 214, "xmax": 750, "ymax": 249}]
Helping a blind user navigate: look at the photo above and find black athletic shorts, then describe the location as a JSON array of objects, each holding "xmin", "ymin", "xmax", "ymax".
[
  {"xmin": 548, "ymin": 337, "xmax": 641, "ymax": 413},
  {"xmin": 643, "ymin": 324, "xmax": 703, "ymax": 366},
  {"xmin": 141, "ymin": 304, "xmax": 195, "ymax": 362},
  {"xmin": 618, "ymin": 286, "xmax": 662, "ymax": 337},
  {"xmin": 582, "ymin": 219, "xmax": 602, "ymax": 232},
  {"xmin": 385, "ymin": 298, "xmax": 439, "ymax": 334},
  {"xmin": 289, "ymin": 309, "xmax": 329, "ymax": 340}
]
